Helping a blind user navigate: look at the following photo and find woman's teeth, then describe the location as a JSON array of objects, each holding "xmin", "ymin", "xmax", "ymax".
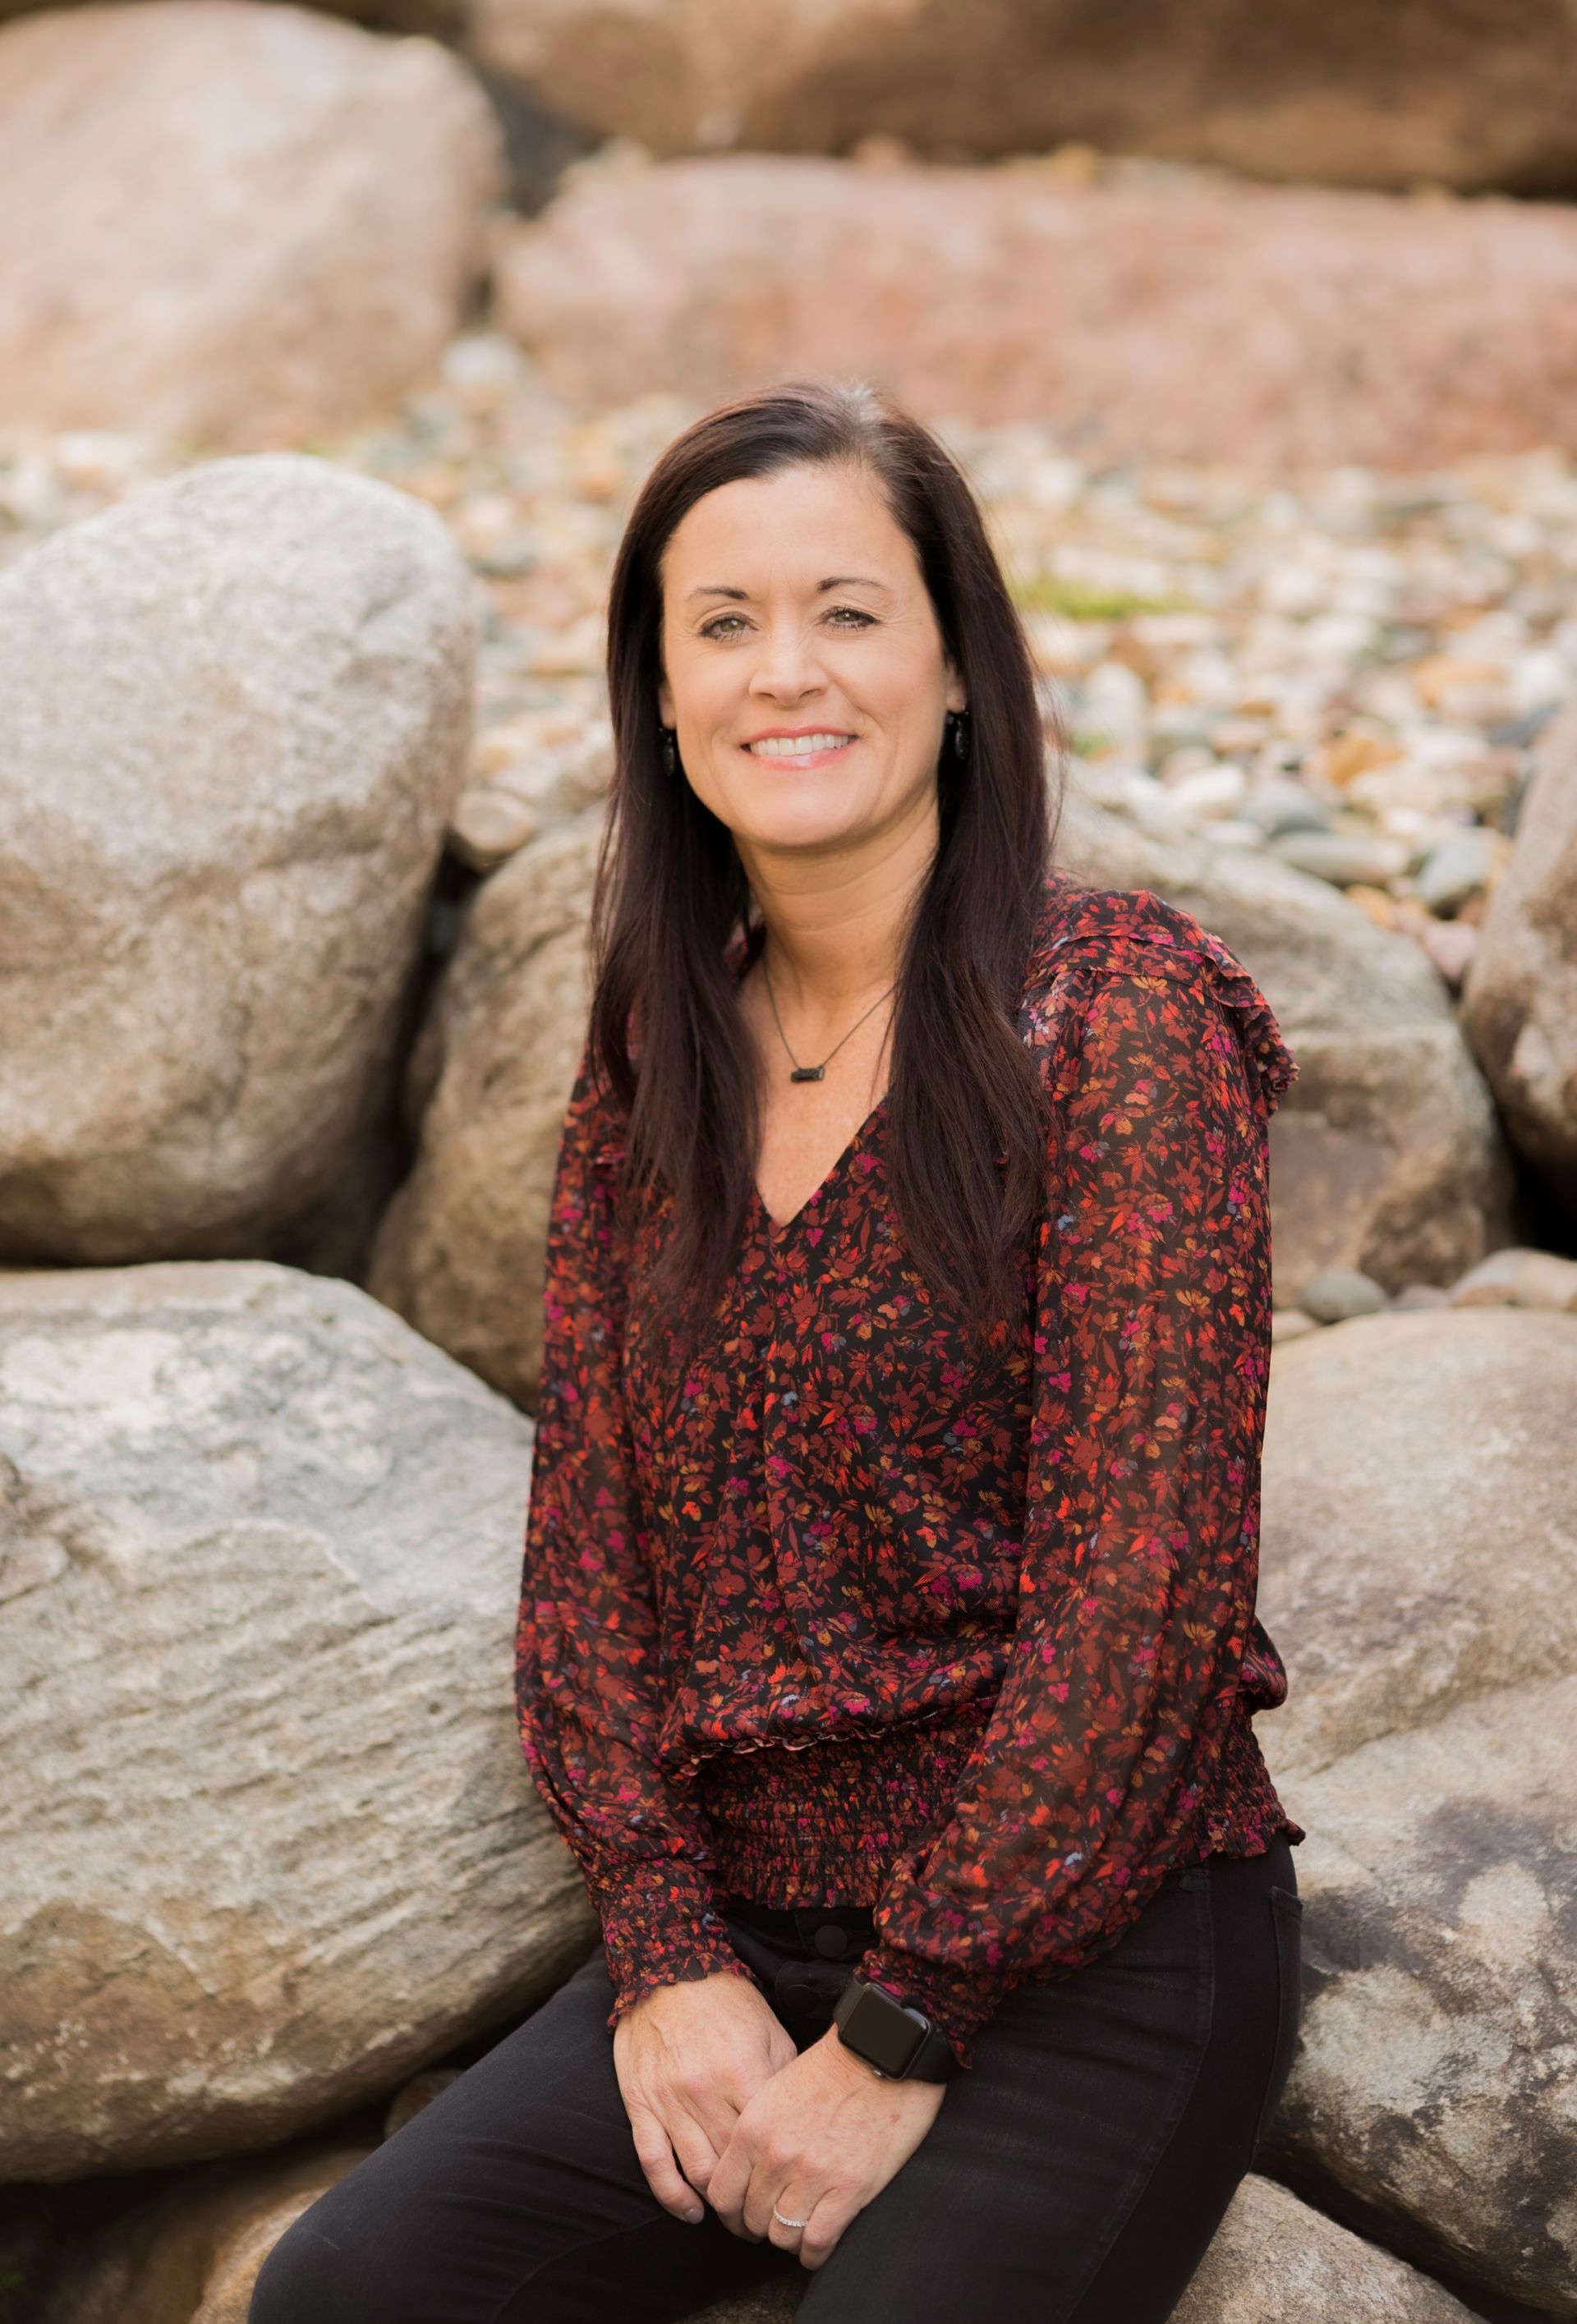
[{"xmin": 746, "ymin": 733, "xmax": 852, "ymax": 757}]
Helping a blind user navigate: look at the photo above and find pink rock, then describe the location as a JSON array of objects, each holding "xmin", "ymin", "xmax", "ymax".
[{"xmin": 494, "ymin": 156, "xmax": 1577, "ymax": 469}]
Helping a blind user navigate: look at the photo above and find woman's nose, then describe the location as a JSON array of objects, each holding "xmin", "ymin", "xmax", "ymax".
[{"xmin": 749, "ymin": 620, "xmax": 826, "ymax": 699}]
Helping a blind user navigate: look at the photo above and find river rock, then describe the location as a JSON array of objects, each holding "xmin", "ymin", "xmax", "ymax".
[
  {"xmin": 1254, "ymin": 1308, "xmax": 1577, "ymax": 2314},
  {"xmin": 367, "ymin": 814, "xmax": 600, "ymax": 1408},
  {"xmin": 0, "ymin": 0, "xmax": 504, "ymax": 444},
  {"xmin": 0, "ymin": 1259, "xmax": 593, "ymax": 2179},
  {"xmin": 1058, "ymin": 796, "xmax": 1513, "ymax": 1302},
  {"xmin": 467, "ymin": 0, "xmax": 1577, "ymax": 196},
  {"xmin": 494, "ymin": 155, "xmax": 1577, "ymax": 468},
  {"xmin": 0, "ymin": 452, "xmax": 476, "ymax": 1275},
  {"xmin": 1462, "ymin": 699, "xmax": 1577, "ymax": 1220}
]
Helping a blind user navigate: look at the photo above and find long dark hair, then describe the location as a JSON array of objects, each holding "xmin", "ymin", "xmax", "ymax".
[{"xmin": 588, "ymin": 376, "xmax": 1064, "ymax": 1345}]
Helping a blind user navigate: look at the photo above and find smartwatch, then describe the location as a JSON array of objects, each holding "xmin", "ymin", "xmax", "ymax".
[{"xmin": 832, "ymin": 1974, "xmax": 961, "ymax": 2083}]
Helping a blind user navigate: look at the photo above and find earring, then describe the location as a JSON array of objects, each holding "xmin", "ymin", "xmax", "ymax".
[
  {"xmin": 660, "ymin": 724, "xmax": 677, "ymax": 778},
  {"xmin": 948, "ymin": 709, "xmax": 971, "ymax": 763}
]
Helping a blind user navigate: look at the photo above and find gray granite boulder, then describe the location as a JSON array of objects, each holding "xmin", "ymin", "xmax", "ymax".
[
  {"xmin": 1463, "ymin": 697, "xmax": 1577, "ymax": 1224},
  {"xmin": 1059, "ymin": 795, "xmax": 1514, "ymax": 1304},
  {"xmin": 368, "ymin": 813, "xmax": 600, "ymax": 1408},
  {"xmin": 0, "ymin": 452, "xmax": 476, "ymax": 1274},
  {"xmin": 1255, "ymin": 1307, "xmax": 1577, "ymax": 2315},
  {"xmin": 1, "ymin": 1260, "xmax": 592, "ymax": 2179}
]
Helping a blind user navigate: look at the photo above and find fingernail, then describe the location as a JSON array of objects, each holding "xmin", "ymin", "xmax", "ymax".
[{"xmin": 685, "ymin": 2205, "xmax": 704, "ymax": 2224}]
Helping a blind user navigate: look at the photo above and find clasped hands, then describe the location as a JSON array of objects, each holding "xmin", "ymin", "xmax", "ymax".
[{"xmin": 612, "ymin": 1966, "xmax": 945, "ymax": 2271}]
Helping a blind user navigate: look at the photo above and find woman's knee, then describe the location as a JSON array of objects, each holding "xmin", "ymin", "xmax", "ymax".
[{"xmin": 249, "ymin": 2197, "xmax": 396, "ymax": 2324}]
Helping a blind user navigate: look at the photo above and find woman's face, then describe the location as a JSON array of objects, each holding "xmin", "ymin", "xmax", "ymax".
[{"xmin": 655, "ymin": 460, "xmax": 967, "ymax": 860}]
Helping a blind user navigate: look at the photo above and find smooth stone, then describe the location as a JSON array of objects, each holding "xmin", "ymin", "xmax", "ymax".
[
  {"xmin": 1268, "ymin": 827, "xmax": 1413, "ymax": 889},
  {"xmin": 1414, "ymin": 828, "xmax": 1510, "ymax": 914},
  {"xmin": 1299, "ymin": 1267, "xmax": 1391, "ymax": 1322},
  {"xmin": 1447, "ymin": 1246, "xmax": 1577, "ymax": 1311}
]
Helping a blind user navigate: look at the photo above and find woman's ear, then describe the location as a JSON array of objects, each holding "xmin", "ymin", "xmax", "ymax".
[{"xmin": 657, "ymin": 673, "xmax": 675, "ymax": 725}]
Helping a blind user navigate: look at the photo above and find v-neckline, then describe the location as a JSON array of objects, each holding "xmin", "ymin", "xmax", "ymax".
[
  {"xmin": 749, "ymin": 1088, "xmax": 890, "ymax": 1240},
  {"xmin": 724, "ymin": 920, "xmax": 891, "ymax": 1240}
]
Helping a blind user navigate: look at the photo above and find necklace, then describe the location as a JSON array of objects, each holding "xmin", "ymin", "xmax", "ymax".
[{"xmin": 759, "ymin": 951, "xmax": 896, "ymax": 1083}]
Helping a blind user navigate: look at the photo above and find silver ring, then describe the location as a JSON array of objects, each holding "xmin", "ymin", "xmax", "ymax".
[{"xmin": 772, "ymin": 2202, "xmax": 809, "ymax": 2230}]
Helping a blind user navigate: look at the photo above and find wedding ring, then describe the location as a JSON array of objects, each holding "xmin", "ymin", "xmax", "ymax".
[{"xmin": 772, "ymin": 2202, "xmax": 809, "ymax": 2230}]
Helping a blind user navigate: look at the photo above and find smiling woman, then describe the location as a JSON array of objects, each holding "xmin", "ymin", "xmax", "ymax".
[{"xmin": 250, "ymin": 380, "xmax": 1306, "ymax": 2324}]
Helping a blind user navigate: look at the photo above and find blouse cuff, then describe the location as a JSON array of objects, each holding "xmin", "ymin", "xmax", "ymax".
[
  {"xmin": 588, "ymin": 1855, "xmax": 756, "ymax": 2029},
  {"xmin": 850, "ymin": 1939, "xmax": 1004, "ymax": 2073}
]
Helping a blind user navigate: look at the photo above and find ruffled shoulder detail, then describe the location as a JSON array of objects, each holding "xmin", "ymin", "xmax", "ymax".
[{"xmin": 1024, "ymin": 868, "xmax": 1301, "ymax": 1118}]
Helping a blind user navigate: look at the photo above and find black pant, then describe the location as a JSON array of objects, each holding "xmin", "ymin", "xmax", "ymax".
[{"xmin": 251, "ymin": 1837, "xmax": 1301, "ymax": 2324}]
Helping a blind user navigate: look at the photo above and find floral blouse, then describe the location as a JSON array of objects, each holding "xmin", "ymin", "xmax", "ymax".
[{"xmin": 516, "ymin": 870, "xmax": 1305, "ymax": 2069}]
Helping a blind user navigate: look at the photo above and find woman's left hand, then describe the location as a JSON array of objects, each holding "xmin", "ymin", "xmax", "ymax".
[{"xmin": 704, "ymin": 2023, "xmax": 946, "ymax": 2270}]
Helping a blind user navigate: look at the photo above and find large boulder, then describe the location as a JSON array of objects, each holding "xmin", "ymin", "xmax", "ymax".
[
  {"xmin": 0, "ymin": 452, "xmax": 476, "ymax": 1275},
  {"xmin": 0, "ymin": 1260, "xmax": 592, "ymax": 2179},
  {"xmin": 468, "ymin": 0, "xmax": 1577, "ymax": 197},
  {"xmin": 493, "ymin": 154, "xmax": 1577, "ymax": 468},
  {"xmin": 1254, "ymin": 1308, "xmax": 1577, "ymax": 2316},
  {"xmin": 0, "ymin": 0, "xmax": 504, "ymax": 444},
  {"xmin": 1058, "ymin": 797, "xmax": 1513, "ymax": 1303},
  {"xmin": 1462, "ymin": 700, "xmax": 1577, "ymax": 1222},
  {"xmin": 367, "ymin": 814, "xmax": 600, "ymax": 1409}
]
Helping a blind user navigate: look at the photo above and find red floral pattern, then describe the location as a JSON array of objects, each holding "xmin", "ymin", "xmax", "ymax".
[{"xmin": 516, "ymin": 870, "xmax": 1306, "ymax": 2069}]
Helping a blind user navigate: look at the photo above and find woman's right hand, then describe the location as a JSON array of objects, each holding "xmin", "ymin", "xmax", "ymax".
[{"xmin": 613, "ymin": 1970, "xmax": 800, "ymax": 2227}]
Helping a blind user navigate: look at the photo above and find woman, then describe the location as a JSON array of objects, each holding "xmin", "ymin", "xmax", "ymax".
[{"xmin": 252, "ymin": 378, "xmax": 1306, "ymax": 2324}]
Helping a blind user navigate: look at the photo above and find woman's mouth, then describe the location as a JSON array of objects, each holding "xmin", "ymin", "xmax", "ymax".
[{"xmin": 743, "ymin": 732, "xmax": 855, "ymax": 765}]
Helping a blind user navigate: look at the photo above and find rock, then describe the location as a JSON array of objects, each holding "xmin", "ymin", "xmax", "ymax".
[
  {"xmin": 466, "ymin": 0, "xmax": 1577, "ymax": 198},
  {"xmin": 1414, "ymin": 828, "xmax": 1510, "ymax": 916},
  {"xmin": 1298, "ymin": 1267, "xmax": 1389, "ymax": 1323},
  {"xmin": 32, "ymin": 2143, "xmax": 374, "ymax": 2324},
  {"xmin": 0, "ymin": 452, "xmax": 476, "ymax": 1274},
  {"xmin": 493, "ymin": 157, "xmax": 1577, "ymax": 469},
  {"xmin": 1057, "ymin": 797, "xmax": 1514, "ymax": 1302},
  {"xmin": 1413, "ymin": 916, "xmax": 1480, "ymax": 990},
  {"xmin": 1447, "ymin": 1246, "xmax": 1577, "ymax": 1311},
  {"xmin": 1243, "ymin": 778, "xmax": 1333, "ymax": 839},
  {"xmin": 1171, "ymin": 2170, "xmax": 1483, "ymax": 2322},
  {"xmin": 683, "ymin": 2281, "xmax": 801, "ymax": 2324},
  {"xmin": 367, "ymin": 815, "xmax": 600, "ymax": 1408},
  {"xmin": 383, "ymin": 2069, "xmax": 463, "ymax": 2140},
  {"xmin": 0, "ymin": 1260, "xmax": 594, "ymax": 2179},
  {"xmin": 1270, "ymin": 1308, "xmax": 1322, "ymax": 1344},
  {"xmin": 1255, "ymin": 1308, "xmax": 1577, "ymax": 2313},
  {"xmin": 0, "ymin": 0, "xmax": 505, "ymax": 445},
  {"xmin": 1462, "ymin": 700, "xmax": 1577, "ymax": 1220},
  {"xmin": 1267, "ymin": 827, "xmax": 1414, "ymax": 889}
]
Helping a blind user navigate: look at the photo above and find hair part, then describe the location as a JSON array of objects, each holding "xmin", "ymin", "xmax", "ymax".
[{"xmin": 587, "ymin": 375, "xmax": 1065, "ymax": 1351}]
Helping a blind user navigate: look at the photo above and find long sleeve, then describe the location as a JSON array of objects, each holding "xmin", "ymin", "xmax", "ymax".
[
  {"xmin": 853, "ymin": 940, "xmax": 1292, "ymax": 2069},
  {"xmin": 515, "ymin": 1043, "xmax": 756, "ymax": 2027}
]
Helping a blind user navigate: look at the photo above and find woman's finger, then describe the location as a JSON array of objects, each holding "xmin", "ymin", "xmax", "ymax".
[
  {"xmin": 763, "ymin": 2177, "xmax": 817, "ymax": 2257},
  {"xmin": 626, "ymin": 2101, "xmax": 706, "ymax": 2225},
  {"xmin": 798, "ymin": 2189, "xmax": 857, "ymax": 2272}
]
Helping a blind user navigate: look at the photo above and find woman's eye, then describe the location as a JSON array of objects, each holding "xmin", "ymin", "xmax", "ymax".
[
  {"xmin": 698, "ymin": 607, "xmax": 876, "ymax": 640},
  {"xmin": 828, "ymin": 608, "xmax": 876, "ymax": 627},
  {"xmin": 700, "ymin": 613, "xmax": 747, "ymax": 639}
]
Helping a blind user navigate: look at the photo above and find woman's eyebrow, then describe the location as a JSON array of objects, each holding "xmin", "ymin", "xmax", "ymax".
[{"xmin": 683, "ymin": 574, "xmax": 890, "ymax": 601}]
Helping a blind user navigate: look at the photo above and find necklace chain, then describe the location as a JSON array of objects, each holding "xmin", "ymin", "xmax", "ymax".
[{"xmin": 759, "ymin": 950, "xmax": 895, "ymax": 1083}]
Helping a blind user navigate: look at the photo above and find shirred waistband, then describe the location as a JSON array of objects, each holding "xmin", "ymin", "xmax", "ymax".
[{"xmin": 691, "ymin": 1706, "xmax": 994, "ymax": 1910}]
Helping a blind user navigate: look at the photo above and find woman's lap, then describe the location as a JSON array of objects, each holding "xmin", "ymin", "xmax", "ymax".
[{"xmin": 250, "ymin": 1837, "xmax": 1300, "ymax": 2324}]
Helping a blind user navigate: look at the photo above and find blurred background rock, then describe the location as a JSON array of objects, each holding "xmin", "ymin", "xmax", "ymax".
[{"xmin": 2, "ymin": 5, "xmax": 1575, "ymax": 2321}]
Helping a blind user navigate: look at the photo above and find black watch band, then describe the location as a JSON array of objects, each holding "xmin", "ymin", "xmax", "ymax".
[{"xmin": 832, "ymin": 1974, "xmax": 961, "ymax": 2083}]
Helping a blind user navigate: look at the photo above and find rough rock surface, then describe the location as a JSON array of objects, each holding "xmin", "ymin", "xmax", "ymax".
[
  {"xmin": 468, "ymin": 0, "xmax": 1577, "ymax": 196},
  {"xmin": 0, "ymin": 1260, "xmax": 594, "ymax": 2179},
  {"xmin": 368, "ymin": 814, "xmax": 600, "ymax": 1408},
  {"xmin": 1058, "ymin": 797, "xmax": 1513, "ymax": 1302},
  {"xmin": 1462, "ymin": 699, "xmax": 1577, "ymax": 1220},
  {"xmin": 494, "ymin": 155, "xmax": 1577, "ymax": 468},
  {"xmin": 1255, "ymin": 1308, "xmax": 1577, "ymax": 2315},
  {"xmin": 0, "ymin": 0, "xmax": 504, "ymax": 445},
  {"xmin": 0, "ymin": 452, "xmax": 476, "ymax": 1275},
  {"xmin": 1173, "ymin": 2171, "xmax": 1484, "ymax": 2322}
]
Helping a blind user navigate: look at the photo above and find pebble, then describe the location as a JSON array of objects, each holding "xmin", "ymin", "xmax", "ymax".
[
  {"xmin": 1299, "ymin": 1268, "xmax": 1391, "ymax": 1322},
  {"xmin": 1447, "ymin": 1248, "xmax": 1577, "ymax": 1311},
  {"xmin": 0, "ymin": 301, "xmax": 1573, "ymax": 966}
]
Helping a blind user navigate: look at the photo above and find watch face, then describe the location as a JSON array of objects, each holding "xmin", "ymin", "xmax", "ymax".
[{"xmin": 839, "ymin": 1983, "xmax": 926, "ymax": 2077}]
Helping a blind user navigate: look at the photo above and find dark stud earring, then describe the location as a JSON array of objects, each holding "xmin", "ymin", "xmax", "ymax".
[
  {"xmin": 660, "ymin": 725, "xmax": 677, "ymax": 778},
  {"xmin": 949, "ymin": 709, "xmax": 971, "ymax": 763}
]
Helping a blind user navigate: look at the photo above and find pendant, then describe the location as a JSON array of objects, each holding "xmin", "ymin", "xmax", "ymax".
[{"xmin": 790, "ymin": 1065, "xmax": 825, "ymax": 1082}]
